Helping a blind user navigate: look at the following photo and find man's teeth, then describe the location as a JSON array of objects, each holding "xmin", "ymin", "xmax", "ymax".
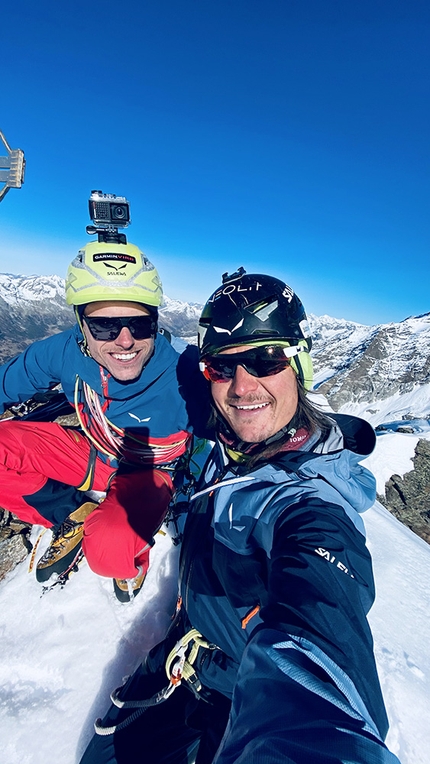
[
  {"xmin": 235, "ymin": 402, "xmax": 269, "ymax": 410},
  {"xmin": 112, "ymin": 352, "xmax": 137, "ymax": 361}
]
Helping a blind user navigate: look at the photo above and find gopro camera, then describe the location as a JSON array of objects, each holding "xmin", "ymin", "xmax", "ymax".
[
  {"xmin": 87, "ymin": 190, "xmax": 131, "ymax": 243},
  {"xmin": 88, "ymin": 190, "xmax": 131, "ymax": 229}
]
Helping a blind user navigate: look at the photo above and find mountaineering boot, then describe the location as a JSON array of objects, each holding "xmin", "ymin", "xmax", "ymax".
[
  {"xmin": 35, "ymin": 501, "xmax": 97, "ymax": 583},
  {"xmin": 113, "ymin": 566, "xmax": 146, "ymax": 603}
]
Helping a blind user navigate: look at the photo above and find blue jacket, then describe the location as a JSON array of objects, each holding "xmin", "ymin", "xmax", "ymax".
[
  {"xmin": 0, "ymin": 326, "xmax": 208, "ymax": 467},
  {"xmin": 178, "ymin": 414, "xmax": 399, "ymax": 763}
]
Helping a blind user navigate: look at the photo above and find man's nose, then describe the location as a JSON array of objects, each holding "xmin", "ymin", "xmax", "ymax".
[
  {"xmin": 229, "ymin": 363, "xmax": 259, "ymax": 395},
  {"xmin": 115, "ymin": 327, "xmax": 135, "ymax": 347}
]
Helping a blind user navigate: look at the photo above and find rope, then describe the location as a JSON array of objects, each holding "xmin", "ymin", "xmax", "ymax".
[
  {"xmin": 94, "ymin": 684, "xmax": 175, "ymax": 736},
  {"xmin": 74, "ymin": 375, "xmax": 191, "ymax": 465}
]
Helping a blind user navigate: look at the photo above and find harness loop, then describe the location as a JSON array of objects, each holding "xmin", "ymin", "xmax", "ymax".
[
  {"xmin": 94, "ymin": 627, "xmax": 219, "ymax": 736},
  {"xmin": 164, "ymin": 628, "xmax": 219, "ymax": 693}
]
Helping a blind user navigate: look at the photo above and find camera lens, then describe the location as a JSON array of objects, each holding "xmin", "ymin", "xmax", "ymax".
[{"xmin": 111, "ymin": 203, "xmax": 129, "ymax": 221}]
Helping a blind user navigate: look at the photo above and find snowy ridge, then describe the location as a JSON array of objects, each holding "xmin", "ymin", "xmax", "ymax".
[
  {"xmin": 0, "ymin": 273, "xmax": 66, "ymax": 305},
  {"xmin": 159, "ymin": 294, "xmax": 202, "ymax": 341},
  {"xmin": 161, "ymin": 294, "xmax": 202, "ymax": 319}
]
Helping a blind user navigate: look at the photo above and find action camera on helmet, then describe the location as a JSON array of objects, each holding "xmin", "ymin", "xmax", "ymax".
[{"xmin": 86, "ymin": 190, "xmax": 131, "ymax": 244}]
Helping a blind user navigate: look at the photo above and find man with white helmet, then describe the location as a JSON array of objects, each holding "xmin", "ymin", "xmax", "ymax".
[
  {"xmin": 0, "ymin": 240, "xmax": 206, "ymax": 600},
  {"xmin": 81, "ymin": 268, "xmax": 399, "ymax": 763}
]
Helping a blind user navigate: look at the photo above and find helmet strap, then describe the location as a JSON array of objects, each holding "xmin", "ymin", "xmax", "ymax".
[{"xmin": 74, "ymin": 306, "xmax": 92, "ymax": 357}]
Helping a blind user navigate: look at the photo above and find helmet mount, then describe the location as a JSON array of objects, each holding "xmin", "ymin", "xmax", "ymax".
[
  {"xmin": 221, "ymin": 266, "xmax": 246, "ymax": 284},
  {"xmin": 86, "ymin": 226, "xmax": 128, "ymax": 245}
]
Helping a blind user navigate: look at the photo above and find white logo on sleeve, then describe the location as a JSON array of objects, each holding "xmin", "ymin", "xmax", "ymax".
[{"xmin": 314, "ymin": 547, "xmax": 355, "ymax": 578}]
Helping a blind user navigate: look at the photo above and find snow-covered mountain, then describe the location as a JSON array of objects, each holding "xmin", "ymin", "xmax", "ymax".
[
  {"xmin": 310, "ymin": 312, "xmax": 430, "ymax": 423},
  {"xmin": 159, "ymin": 294, "xmax": 202, "ymax": 341},
  {"xmin": 1, "ymin": 273, "xmax": 430, "ymax": 426},
  {"xmin": 0, "ymin": 274, "xmax": 74, "ymax": 363},
  {"xmin": 0, "ymin": 273, "xmax": 66, "ymax": 304}
]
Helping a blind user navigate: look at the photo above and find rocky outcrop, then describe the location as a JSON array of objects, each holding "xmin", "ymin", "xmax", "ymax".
[
  {"xmin": 0, "ymin": 510, "xmax": 32, "ymax": 582},
  {"xmin": 380, "ymin": 439, "xmax": 430, "ymax": 544}
]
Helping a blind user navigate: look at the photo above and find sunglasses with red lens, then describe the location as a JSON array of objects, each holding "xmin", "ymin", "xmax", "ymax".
[
  {"xmin": 83, "ymin": 315, "xmax": 157, "ymax": 341},
  {"xmin": 200, "ymin": 345, "xmax": 295, "ymax": 383}
]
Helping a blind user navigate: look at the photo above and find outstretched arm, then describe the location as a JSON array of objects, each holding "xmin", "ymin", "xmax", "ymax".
[{"xmin": 214, "ymin": 497, "xmax": 400, "ymax": 764}]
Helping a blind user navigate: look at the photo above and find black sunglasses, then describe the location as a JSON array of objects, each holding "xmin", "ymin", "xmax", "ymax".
[
  {"xmin": 83, "ymin": 315, "xmax": 157, "ymax": 341},
  {"xmin": 200, "ymin": 345, "xmax": 298, "ymax": 383}
]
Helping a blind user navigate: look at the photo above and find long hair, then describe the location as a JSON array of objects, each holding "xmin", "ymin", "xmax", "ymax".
[{"xmin": 293, "ymin": 380, "xmax": 333, "ymax": 438}]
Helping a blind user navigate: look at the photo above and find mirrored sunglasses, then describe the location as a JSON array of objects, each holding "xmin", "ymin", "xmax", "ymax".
[
  {"xmin": 200, "ymin": 345, "xmax": 301, "ymax": 383},
  {"xmin": 83, "ymin": 315, "xmax": 157, "ymax": 341}
]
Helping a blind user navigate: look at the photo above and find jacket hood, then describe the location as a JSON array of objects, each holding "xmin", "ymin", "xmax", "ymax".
[
  {"xmin": 268, "ymin": 413, "xmax": 376, "ymax": 517},
  {"xmin": 325, "ymin": 413, "xmax": 376, "ymax": 456}
]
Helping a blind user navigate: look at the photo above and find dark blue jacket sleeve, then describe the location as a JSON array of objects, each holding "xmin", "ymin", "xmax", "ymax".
[
  {"xmin": 214, "ymin": 497, "xmax": 400, "ymax": 764},
  {"xmin": 176, "ymin": 344, "xmax": 213, "ymax": 439},
  {"xmin": 0, "ymin": 331, "xmax": 70, "ymax": 411}
]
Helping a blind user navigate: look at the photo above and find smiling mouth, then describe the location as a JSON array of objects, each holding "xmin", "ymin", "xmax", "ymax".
[
  {"xmin": 232, "ymin": 402, "xmax": 270, "ymax": 411},
  {"xmin": 111, "ymin": 352, "xmax": 138, "ymax": 362}
]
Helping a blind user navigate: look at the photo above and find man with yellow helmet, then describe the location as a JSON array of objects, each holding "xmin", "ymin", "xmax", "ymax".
[{"xmin": 0, "ymin": 240, "xmax": 206, "ymax": 601}]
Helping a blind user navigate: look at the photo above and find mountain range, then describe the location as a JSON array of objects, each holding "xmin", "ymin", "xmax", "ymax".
[
  {"xmin": 1, "ymin": 272, "xmax": 429, "ymax": 426},
  {"xmin": 0, "ymin": 273, "xmax": 201, "ymax": 363}
]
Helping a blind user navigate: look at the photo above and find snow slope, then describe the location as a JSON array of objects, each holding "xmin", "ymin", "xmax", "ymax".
[
  {"xmin": 364, "ymin": 504, "xmax": 430, "ymax": 764},
  {"xmin": 1, "ymin": 435, "xmax": 430, "ymax": 764},
  {"xmin": 0, "ymin": 532, "xmax": 180, "ymax": 764}
]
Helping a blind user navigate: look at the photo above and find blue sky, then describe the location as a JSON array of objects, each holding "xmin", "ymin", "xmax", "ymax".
[{"xmin": 0, "ymin": 0, "xmax": 429, "ymax": 324}]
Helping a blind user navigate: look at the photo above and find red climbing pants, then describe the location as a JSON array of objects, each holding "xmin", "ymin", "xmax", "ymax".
[{"xmin": 0, "ymin": 421, "xmax": 174, "ymax": 578}]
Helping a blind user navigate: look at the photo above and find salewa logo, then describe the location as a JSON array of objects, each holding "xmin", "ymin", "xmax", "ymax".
[
  {"xmin": 103, "ymin": 262, "xmax": 127, "ymax": 271},
  {"xmin": 228, "ymin": 503, "xmax": 245, "ymax": 532},
  {"xmin": 314, "ymin": 547, "xmax": 355, "ymax": 578},
  {"xmin": 128, "ymin": 413, "xmax": 151, "ymax": 423},
  {"xmin": 213, "ymin": 319, "xmax": 244, "ymax": 335}
]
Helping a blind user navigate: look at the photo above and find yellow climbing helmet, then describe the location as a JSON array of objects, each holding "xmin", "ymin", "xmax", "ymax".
[{"xmin": 65, "ymin": 241, "xmax": 163, "ymax": 307}]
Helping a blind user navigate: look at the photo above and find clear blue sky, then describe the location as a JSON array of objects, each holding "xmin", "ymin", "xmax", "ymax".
[{"xmin": 1, "ymin": 0, "xmax": 429, "ymax": 324}]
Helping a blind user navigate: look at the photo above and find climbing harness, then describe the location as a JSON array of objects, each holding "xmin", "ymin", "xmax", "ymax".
[{"xmin": 94, "ymin": 628, "xmax": 219, "ymax": 735}]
